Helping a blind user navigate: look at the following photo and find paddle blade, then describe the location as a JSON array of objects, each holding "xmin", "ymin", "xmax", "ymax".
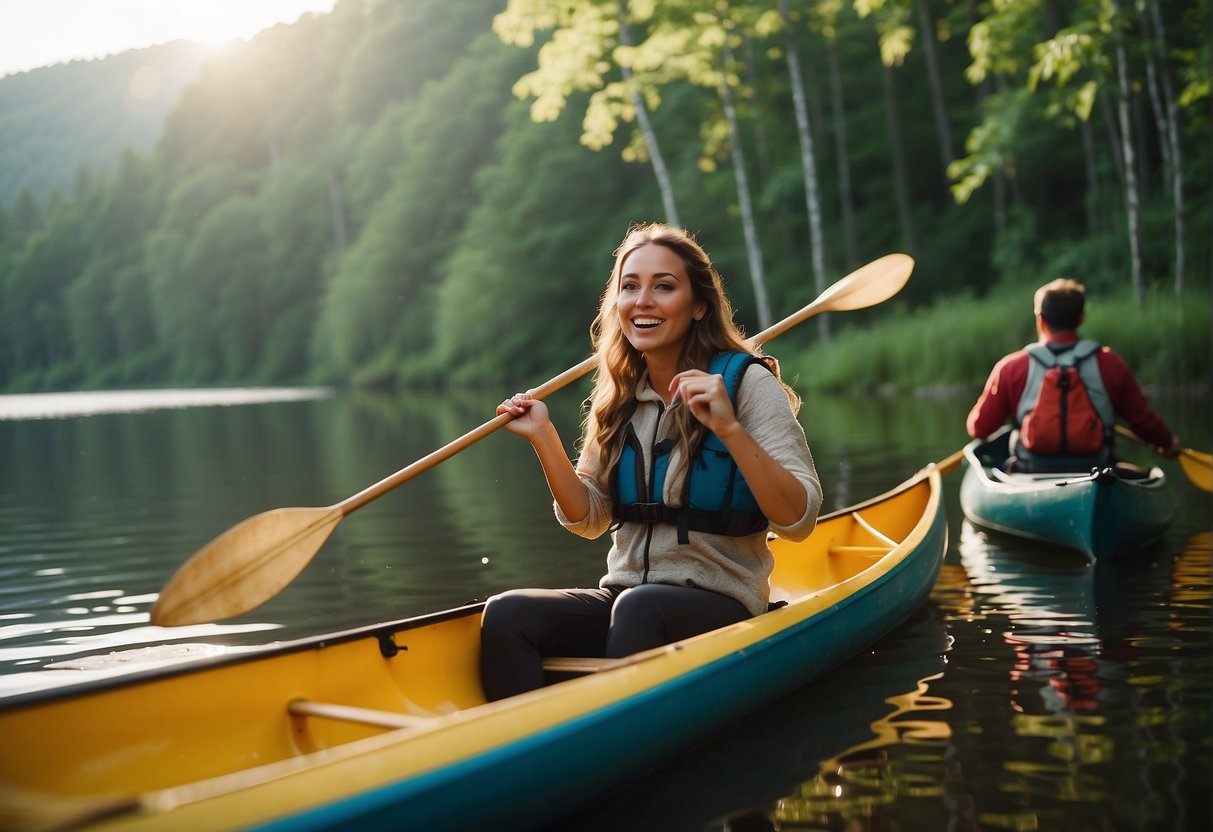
[
  {"xmin": 811, "ymin": 253, "xmax": 913, "ymax": 312},
  {"xmin": 1179, "ymin": 449, "xmax": 1212, "ymax": 492},
  {"xmin": 751, "ymin": 253, "xmax": 914, "ymax": 347},
  {"xmin": 151, "ymin": 506, "xmax": 342, "ymax": 627}
]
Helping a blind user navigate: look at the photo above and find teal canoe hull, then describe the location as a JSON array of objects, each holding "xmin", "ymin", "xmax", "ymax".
[{"xmin": 960, "ymin": 430, "xmax": 1173, "ymax": 561}]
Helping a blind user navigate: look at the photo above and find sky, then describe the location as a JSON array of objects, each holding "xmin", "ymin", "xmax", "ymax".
[{"xmin": 0, "ymin": 0, "xmax": 338, "ymax": 79}]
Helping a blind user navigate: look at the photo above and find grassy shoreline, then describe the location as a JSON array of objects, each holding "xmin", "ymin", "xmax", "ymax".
[{"xmin": 786, "ymin": 281, "xmax": 1211, "ymax": 395}]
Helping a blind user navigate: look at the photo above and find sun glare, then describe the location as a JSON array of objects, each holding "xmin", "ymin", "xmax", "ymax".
[
  {"xmin": 170, "ymin": 2, "xmax": 326, "ymax": 46},
  {"xmin": 0, "ymin": 0, "xmax": 337, "ymax": 78}
]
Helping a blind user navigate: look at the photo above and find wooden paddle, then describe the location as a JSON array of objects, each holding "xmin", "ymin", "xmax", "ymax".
[
  {"xmin": 1114, "ymin": 424, "xmax": 1211, "ymax": 492},
  {"xmin": 150, "ymin": 253, "xmax": 915, "ymax": 626}
]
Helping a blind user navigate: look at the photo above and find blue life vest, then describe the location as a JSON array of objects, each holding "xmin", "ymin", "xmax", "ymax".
[{"xmin": 611, "ymin": 352, "xmax": 770, "ymax": 544}]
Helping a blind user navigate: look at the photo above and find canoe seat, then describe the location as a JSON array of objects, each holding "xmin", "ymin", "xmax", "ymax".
[
  {"xmin": 288, "ymin": 699, "xmax": 432, "ymax": 731},
  {"xmin": 541, "ymin": 656, "xmax": 626, "ymax": 675}
]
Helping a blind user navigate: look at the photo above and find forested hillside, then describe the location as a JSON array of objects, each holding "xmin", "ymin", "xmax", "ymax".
[
  {"xmin": 0, "ymin": 0, "xmax": 1208, "ymax": 394},
  {"xmin": 0, "ymin": 41, "xmax": 212, "ymax": 207}
]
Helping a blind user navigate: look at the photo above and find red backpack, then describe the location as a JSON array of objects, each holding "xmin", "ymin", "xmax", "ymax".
[{"xmin": 1017, "ymin": 342, "xmax": 1109, "ymax": 456}]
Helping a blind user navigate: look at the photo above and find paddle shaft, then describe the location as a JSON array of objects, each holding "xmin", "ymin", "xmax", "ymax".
[
  {"xmin": 340, "ymin": 355, "xmax": 594, "ymax": 515},
  {"xmin": 339, "ymin": 252, "xmax": 914, "ymax": 518},
  {"xmin": 932, "ymin": 448, "xmax": 967, "ymax": 477},
  {"xmin": 1114, "ymin": 423, "xmax": 1211, "ymax": 491},
  {"xmin": 1115, "ymin": 423, "xmax": 1186, "ymax": 459},
  {"xmin": 152, "ymin": 252, "xmax": 913, "ymax": 626}
]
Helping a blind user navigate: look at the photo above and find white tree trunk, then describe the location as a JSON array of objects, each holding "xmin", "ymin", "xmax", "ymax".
[
  {"xmin": 883, "ymin": 63, "xmax": 917, "ymax": 252},
  {"xmin": 779, "ymin": 0, "xmax": 829, "ymax": 340},
  {"xmin": 1147, "ymin": 0, "xmax": 1185, "ymax": 295},
  {"xmin": 720, "ymin": 44, "xmax": 771, "ymax": 329},
  {"xmin": 915, "ymin": 0, "xmax": 955, "ymax": 191},
  {"xmin": 618, "ymin": 7, "xmax": 679, "ymax": 227},
  {"xmin": 1111, "ymin": 0, "xmax": 1143, "ymax": 306},
  {"xmin": 827, "ymin": 38, "xmax": 859, "ymax": 268}
]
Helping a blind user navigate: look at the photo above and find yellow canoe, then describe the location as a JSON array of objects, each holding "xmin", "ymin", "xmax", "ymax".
[{"xmin": 0, "ymin": 466, "xmax": 945, "ymax": 832}]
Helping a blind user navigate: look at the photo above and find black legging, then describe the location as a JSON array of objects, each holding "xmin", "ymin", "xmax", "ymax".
[{"xmin": 479, "ymin": 583, "xmax": 751, "ymax": 701}]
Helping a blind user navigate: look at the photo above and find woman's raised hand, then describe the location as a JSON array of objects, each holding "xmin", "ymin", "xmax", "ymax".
[
  {"xmin": 669, "ymin": 370, "xmax": 739, "ymax": 438},
  {"xmin": 497, "ymin": 391, "xmax": 551, "ymax": 441}
]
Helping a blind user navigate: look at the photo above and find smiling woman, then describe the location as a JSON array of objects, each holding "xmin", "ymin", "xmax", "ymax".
[
  {"xmin": 0, "ymin": 0, "xmax": 337, "ymax": 78},
  {"xmin": 483, "ymin": 222, "xmax": 824, "ymax": 700}
]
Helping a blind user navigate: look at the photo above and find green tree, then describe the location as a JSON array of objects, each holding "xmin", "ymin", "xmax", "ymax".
[
  {"xmin": 2, "ymin": 199, "xmax": 91, "ymax": 386},
  {"xmin": 315, "ymin": 33, "xmax": 530, "ymax": 387},
  {"xmin": 433, "ymin": 105, "xmax": 651, "ymax": 385},
  {"xmin": 494, "ymin": 0, "xmax": 683, "ymax": 226}
]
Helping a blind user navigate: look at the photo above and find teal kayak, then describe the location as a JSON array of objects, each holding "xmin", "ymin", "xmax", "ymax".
[{"xmin": 960, "ymin": 428, "xmax": 1173, "ymax": 561}]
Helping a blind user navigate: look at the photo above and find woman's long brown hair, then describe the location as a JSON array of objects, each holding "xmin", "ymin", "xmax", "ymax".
[{"xmin": 580, "ymin": 223, "xmax": 799, "ymax": 489}]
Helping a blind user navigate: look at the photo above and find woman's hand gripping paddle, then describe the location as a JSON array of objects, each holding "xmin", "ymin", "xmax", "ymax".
[{"xmin": 151, "ymin": 253, "xmax": 915, "ymax": 626}]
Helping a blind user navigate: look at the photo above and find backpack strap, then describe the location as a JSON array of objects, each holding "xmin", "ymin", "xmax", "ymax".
[{"xmin": 1015, "ymin": 341, "xmax": 1108, "ymax": 428}]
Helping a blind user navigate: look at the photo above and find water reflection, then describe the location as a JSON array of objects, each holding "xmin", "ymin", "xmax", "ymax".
[
  {"xmin": 947, "ymin": 521, "xmax": 1212, "ymax": 830},
  {"xmin": 545, "ymin": 605, "xmax": 954, "ymax": 832},
  {"xmin": 959, "ymin": 523, "xmax": 1101, "ymax": 714},
  {"xmin": 770, "ymin": 668, "xmax": 955, "ymax": 828}
]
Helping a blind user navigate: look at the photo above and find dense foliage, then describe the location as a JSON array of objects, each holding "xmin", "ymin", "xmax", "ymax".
[
  {"xmin": 0, "ymin": 0, "xmax": 1208, "ymax": 394},
  {"xmin": 0, "ymin": 41, "xmax": 211, "ymax": 207}
]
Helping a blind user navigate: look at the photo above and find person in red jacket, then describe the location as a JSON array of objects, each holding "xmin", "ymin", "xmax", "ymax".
[{"xmin": 967, "ymin": 278, "xmax": 1181, "ymax": 472}]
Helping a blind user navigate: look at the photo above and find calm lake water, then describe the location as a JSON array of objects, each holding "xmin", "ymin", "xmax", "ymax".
[{"xmin": 1, "ymin": 385, "xmax": 1209, "ymax": 830}]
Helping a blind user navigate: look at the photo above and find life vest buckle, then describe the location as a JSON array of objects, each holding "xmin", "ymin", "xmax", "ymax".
[{"xmin": 627, "ymin": 502, "xmax": 669, "ymax": 525}]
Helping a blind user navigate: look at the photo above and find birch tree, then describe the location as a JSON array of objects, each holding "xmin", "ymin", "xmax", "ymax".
[
  {"xmin": 952, "ymin": 0, "xmax": 1156, "ymax": 303},
  {"xmin": 859, "ymin": 1, "xmax": 919, "ymax": 250},
  {"xmin": 779, "ymin": 0, "xmax": 830, "ymax": 339},
  {"xmin": 493, "ymin": 0, "xmax": 681, "ymax": 226},
  {"xmin": 1143, "ymin": 0, "xmax": 1185, "ymax": 295},
  {"xmin": 1109, "ymin": 0, "xmax": 1144, "ymax": 304},
  {"xmin": 718, "ymin": 32, "xmax": 772, "ymax": 329},
  {"xmin": 858, "ymin": 0, "xmax": 956, "ymax": 194},
  {"xmin": 619, "ymin": 1, "xmax": 778, "ymax": 328},
  {"xmin": 817, "ymin": 2, "xmax": 860, "ymax": 267}
]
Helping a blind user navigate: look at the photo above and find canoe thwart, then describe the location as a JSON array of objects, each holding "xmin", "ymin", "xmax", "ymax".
[
  {"xmin": 850, "ymin": 512, "xmax": 897, "ymax": 547},
  {"xmin": 828, "ymin": 545, "xmax": 893, "ymax": 557},
  {"xmin": 287, "ymin": 700, "xmax": 431, "ymax": 731}
]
